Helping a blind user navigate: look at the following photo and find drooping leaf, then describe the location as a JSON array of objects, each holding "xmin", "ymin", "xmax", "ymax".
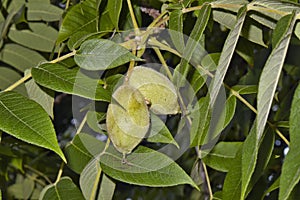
[
  {"xmin": 74, "ymin": 39, "xmax": 141, "ymax": 70},
  {"xmin": 31, "ymin": 63, "xmax": 111, "ymax": 102},
  {"xmin": 107, "ymin": 0, "xmax": 123, "ymax": 30},
  {"xmin": 0, "ymin": 44, "xmax": 45, "ymax": 72},
  {"xmin": 25, "ymin": 77, "xmax": 54, "ymax": 118},
  {"xmin": 222, "ymin": 143, "xmax": 243, "ymax": 200},
  {"xmin": 80, "ymin": 158, "xmax": 102, "ymax": 200},
  {"xmin": 231, "ymin": 85, "xmax": 258, "ymax": 95},
  {"xmin": 240, "ymin": 120, "xmax": 258, "ymax": 199},
  {"xmin": 8, "ymin": 23, "xmax": 58, "ymax": 52},
  {"xmin": 64, "ymin": 133, "xmax": 105, "ymax": 174},
  {"xmin": 39, "ymin": 177, "xmax": 84, "ymax": 200},
  {"xmin": 57, "ymin": 0, "xmax": 98, "ymax": 43},
  {"xmin": 86, "ymin": 111, "xmax": 106, "ymax": 134},
  {"xmin": 174, "ymin": 4, "xmax": 211, "ymax": 86},
  {"xmin": 279, "ymin": 83, "xmax": 300, "ymax": 200},
  {"xmin": 202, "ymin": 142, "xmax": 242, "ymax": 172},
  {"xmin": 100, "ymin": 146, "xmax": 198, "ymax": 188},
  {"xmin": 209, "ymin": 5, "xmax": 247, "ymax": 106},
  {"xmin": 97, "ymin": 174, "xmax": 115, "ymax": 200},
  {"xmin": 245, "ymin": 128, "xmax": 274, "ymax": 197},
  {"xmin": 0, "ymin": 67, "xmax": 26, "ymax": 94},
  {"xmin": 0, "ymin": 91, "xmax": 66, "ymax": 162},
  {"xmin": 257, "ymin": 12, "xmax": 296, "ymax": 140},
  {"xmin": 147, "ymin": 113, "xmax": 179, "ymax": 148},
  {"xmin": 212, "ymin": 9, "xmax": 266, "ymax": 47},
  {"xmin": 26, "ymin": 1, "xmax": 63, "ymax": 22},
  {"xmin": 169, "ymin": 10, "xmax": 185, "ymax": 53}
]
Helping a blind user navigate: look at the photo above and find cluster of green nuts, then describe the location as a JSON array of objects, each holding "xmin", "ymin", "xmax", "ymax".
[{"xmin": 106, "ymin": 66, "xmax": 180, "ymax": 157}]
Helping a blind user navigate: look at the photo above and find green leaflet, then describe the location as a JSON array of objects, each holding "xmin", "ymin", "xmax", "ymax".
[
  {"xmin": 202, "ymin": 142, "xmax": 242, "ymax": 172},
  {"xmin": 74, "ymin": 39, "xmax": 142, "ymax": 70},
  {"xmin": 40, "ymin": 177, "xmax": 84, "ymax": 200},
  {"xmin": 8, "ymin": 23, "xmax": 58, "ymax": 52},
  {"xmin": 98, "ymin": 175, "xmax": 115, "ymax": 200},
  {"xmin": 107, "ymin": 0, "xmax": 123, "ymax": 30},
  {"xmin": 100, "ymin": 146, "xmax": 198, "ymax": 188},
  {"xmin": 0, "ymin": 91, "xmax": 66, "ymax": 162},
  {"xmin": 279, "ymin": 84, "xmax": 300, "ymax": 200},
  {"xmin": 57, "ymin": 0, "xmax": 98, "ymax": 43},
  {"xmin": 0, "ymin": 44, "xmax": 45, "ymax": 72},
  {"xmin": 80, "ymin": 158, "xmax": 102, "ymax": 200},
  {"xmin": 31, "ymin": 63, "xmax": 111, "ymax": 102},
  {"xmin": 64, "ymin": 133, "xmax": 105, "ymax": 174},
  {"xmin": 257, "ymin": 12, "xmax": 296, "ymax": 140}
]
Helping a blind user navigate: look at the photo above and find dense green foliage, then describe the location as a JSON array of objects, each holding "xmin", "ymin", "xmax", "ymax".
[{"xmin": 1, "ymin": 0, "xmax": 300, "ymax": 199}]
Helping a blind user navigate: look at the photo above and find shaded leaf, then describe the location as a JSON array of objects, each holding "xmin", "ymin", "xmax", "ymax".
[
  {"xmin": 107, "ymin": 0, "xmax": 123, "ymax": 30},
  {"xmin": 57, "ymin": 0, "xmax": 98, "ymax": 43},
  {"xmin": 209, "ymin": 6, "xmax": 247, "ymax": 106},
  {"xmin": 279, "ymin": 83, "xmax": 300, "ymax": 200},
  {"xmin": 147, "ymin": 113, "xmax": 179, "ymax": 148},
  {"xmin": 86, "ymin": 111, "xmax": 106, "ymax": 134},
  {"xmin": 0, "ymin": 44, "xmax": 45, "ymax": 72},
  {"xmin": 257, "ymin": 12, "xmax": 296, "ymax": 140},
  {"xmin": 80, "ymin": 158, "xmax": 102, "ymax": 200},
  {"xmin": 100, "ymin": 146, "xmax": 198, "ymax": 188},
  {"xmin": 7, "ymin": 177, "xmax": 34, "ymax": 199},
  {"xmin": 31, "ymin": 63, "xmax": 111, "ymax": 101},
  {"xmin": 26, "ymin": 1, "xmax": 63, "ymax": 22},
  {"xmin": 174, "ymin": 4, "xmax": 211, "ymax": 86},
  {"xmin": 97, "ymin": 174, "xmax": 116, "ymax": 200},
  {"xmin": 75, "ymin": 39, "xmax": 141, "ymax": 70},
  {"xmin": 202, "ymin": 142, "xmax": 242, "ymax": 172},
  {"xmin": 25, "ymin": 78, "xmax": 54, "ymax": 118},
  {"xmin": 64, "ymin": 133, "xmax": 105, "ymax": 174},
  {"xmin": 212, "ymin": 9, "xmax": 266, "ymax": 47},
  {"xmin": 231, "ymin": 85, "xmax": 258, "ymax": 94},
  {"xmin": 169, "ymin": 10, "xmax": 185, "ymax": 53},
  {"xmin": 0, "ymin": 91, "xmax": 66, "ymax": 162},
  {"xmin": 0, "ymin": 67, "xmax": 26, "ymax": 94},
  {"xmin": 222, "ymin": 144, "xmax": 243, "ymax": 200},
  {"xmin": 8, "ymin": 23, "xmax": 58, "ymax": 52},
  {"xmin": 40, "ymin": 177, "xmax": 84, "ymax": 200}
]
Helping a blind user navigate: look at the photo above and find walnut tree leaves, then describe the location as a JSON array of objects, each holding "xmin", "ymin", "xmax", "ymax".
[{"xmin": 106, "ymin": 66, "xmax": 180, "ymax": 155}]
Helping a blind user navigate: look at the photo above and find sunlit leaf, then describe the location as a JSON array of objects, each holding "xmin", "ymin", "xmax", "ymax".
[
  {"xmin": 74, "ymin": 39, "xmax": 141, "ymax": 70},
  {"xmin": 257, "ymin": 12, "xmax": 296, "ymax": 140},
  {"xmin": 0, "ymin": 91, "xmax": 66, "ymax": 162},
  {"xmin": 100, "ymin": 146, "xmax": 198, "ymax": 188},
  {"xmin": 57, "ymin": 0, "xmax": 98, "ymax": 43},
  {"xmin": 31, "ymin": 63, "xmax": 111, "ymax": 101},
  {"xmin": 209, "ymin": 6, "xmax": 246, "ymax": 106}
]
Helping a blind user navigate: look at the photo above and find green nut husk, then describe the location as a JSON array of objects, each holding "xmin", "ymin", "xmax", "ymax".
[
  {"xmin": 128, "ymin": 66, "xmax": 180, "ymax": 115},
  {"xmin": 106, "ymin": 85, "xmax": 150, "ymax": 154}
]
